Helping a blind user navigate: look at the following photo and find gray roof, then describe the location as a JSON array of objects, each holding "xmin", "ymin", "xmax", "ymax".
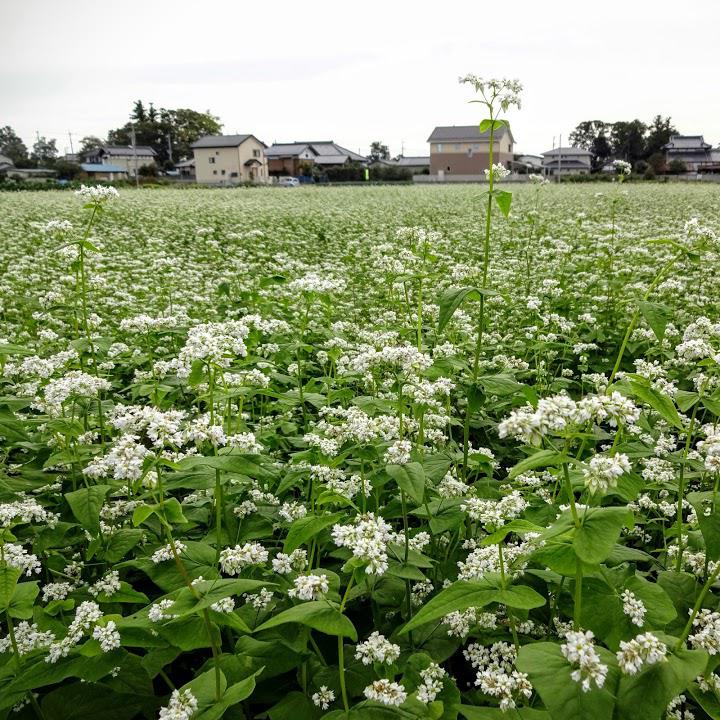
[
  {"xmin": 265, "ymin": 141, "xmax": 366, "ymax": 163},
  {"xmin": 99, "ymin": 145, "xmax": 156, "ymax": 156},
  {"xmin": 427, "ymin": 125, "xmax": 513, "ymax": 143},
  {"xmin": 542, "ymin": 159, "xmax": 592, "ymax": 169},
  {"xmin": 81, "ymin": 163, "xmax": 126, "ymax": 172},
  {"xmin": 663, "ymin": 135, "xmax": 711, "ymax": 150},
  {"xmin": 175, "ymin": 158, "xmax": 196, "ymax": 167},
  {"xmin": 542, "ymin": 147, "xmax": 592, "ymax": 157},
  {"xmin": 395, "ymin": 156, "xmax": 429, "ymax": 166},
  {"xmin": 191, "ymin": 134, "xmax": 265, "ymax": 149}
]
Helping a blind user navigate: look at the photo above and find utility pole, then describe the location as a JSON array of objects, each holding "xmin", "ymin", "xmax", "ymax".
[
  {"xmin": 130, "ymin": 123, "xmax": 139, "ymax": 188},
  {"xmin": 68, "ymin": 132, "xmax": 75, "ymax": 155},
  {"xmin": 557, "ymin": 133, "xmax": 562, "ymax": 182}
]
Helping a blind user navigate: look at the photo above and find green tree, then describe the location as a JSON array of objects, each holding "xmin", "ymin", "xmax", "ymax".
[
  {"xmin": 568, "ymin": 120, "xmax": 608, "ymax": 151},
  {"xmin": 53, "ymin": 159, "xmax": 83, "ymax": 180},
  {"xmin": 611, "ymin": 120, "xmax": 647, "ymax": 164},
  {"xmin": 131, "ymin": 100, "xmax": 147, "ymax": 122},
  {"xmin": 78, "ymin": 136, "xmax": 105, "ymax": 162},
  {"xmin": 668, "ymin": 158, "xmax": 687, "ymax": 174},
  {"xmin": 0, "ymin": 126, "xmax": 29, "ymax": 166},
  {"xmin": 644, "ymin": 115, "xmax": 677, "ymax": 158},
  {"xmin": 369, "ymin": 141, "xmax": 390, "ymax": 162},
  {"xmin": 107, "ymin": 103, "xmax": 222, "ymax": 166},
  {"xmin": 31, "ymin": 136, "xmax": 58, "ymax": 166}
]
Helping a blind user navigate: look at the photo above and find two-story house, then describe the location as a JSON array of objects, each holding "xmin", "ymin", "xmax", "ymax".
[
  {"xmin": 541, "ymin": 147, "xmax": 592, "ymax": 176},
  {"xmin": 663, "ymin": 135, "xmax": 713, "ymax": 172},
  {"xmin": 265, "ymin": 141, "xmax": 367, "ymax": 177},
  {"xmin": 191, "ymin": 134, "xmax": 268, "ymax": 184},
  {"xmin": 85, "ymin": 145, "xmax": 157, "ymax": 177},
  {"xmin": 427, "ymin": 125, "xmax": 514, "ymax": 177}
]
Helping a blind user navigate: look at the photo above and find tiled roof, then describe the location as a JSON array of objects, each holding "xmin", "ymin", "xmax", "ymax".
[{"xmin": 427, "ymin": 125, "xmax": 513, "ymax": 143}]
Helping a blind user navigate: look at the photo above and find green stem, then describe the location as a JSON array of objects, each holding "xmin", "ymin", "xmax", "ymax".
[
  {"xmin": 676, "ymin": 402, "xmax": 699, "ymax": 571},
  {"xmin": 338, "ymin": 575, "xmax": 355, "ymax": 712},
  {"xmin": 676, "ymin": 563, "xmax": 720, "ymax": 651}
]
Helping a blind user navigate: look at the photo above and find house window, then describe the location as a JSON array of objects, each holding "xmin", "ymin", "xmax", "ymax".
[
  {"xmin": 230, "ymin": 172, "xmax": 238, "ymax": 177},
  {"xmin": 215, "ymin": 150, "xmax": 219, "ymax": 155},
  {"xmin": 252, "ymin": 149, "xmax": 261, "ymax": 158},
  {"xmin": 221, "ymin": 169, "xmax": 226, "ymax": 175},
  {"xmin": 454, "ymin": 144, "xmax": 460, "ymax": 150},
  {"xmin": 473, "ymin": 144, "xmax": 480, "ymax": 150},
  {"xmin": 436, "ymin": 143, "xmax": 443, "ymax": 152},
  {"xmin": 213, "ymin": 170, "xmax": 217, "ymax": 175},
  {"xmin": 209, "ymin": 157, "xmax": 215, "ymax": 164}
]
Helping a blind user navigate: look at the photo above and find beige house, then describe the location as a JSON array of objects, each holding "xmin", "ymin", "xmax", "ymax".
[
  {"xmin": 428, "ymin": 125, "xmax": 514, "ymax": 177},
  {"xmin": 191, "ymin": 134, "xmax": 268, "ymax": 185}
]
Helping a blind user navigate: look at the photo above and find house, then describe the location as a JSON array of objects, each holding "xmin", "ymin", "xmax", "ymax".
[
  {"xmin": 265, "ymin": 141, "xmax": 367, "ymax": 177},
  {"xmin": 663, "ymin": 135, "xmax": 713, "ymax": 172},
  {"xmin": 427, "ymin": 125, "xmax": 514, "ymax": 177},
  {"xmin": 369, "ymin": 156, "xmax": 430, "ymax": 174},
  {"xmin": 191, "ymin": 134, "xmax": 268, "ymax": 185},
  {"xmin": 85, "ymin": 145, "xmax": 157, "ymax": 177},
  {"xmin": 0, "ymin": 154, "xmax": 14, "ymax": 173},
  {"xmin": 80, "ymin": 163, "xmax": 128, "ymax": 181},
  {"xmin": 175, "ymin": 158, "xmax": 196, "ymax": 179},
  {"xmin": 5, "ymin": 167, "xmax": 57, "ymax": 181},
  {"xmin": 512, "ymin": 154, "xmax": 543, "ymax": 173},
  {"xmin": 541, "ymin": 147, "xmax": 592, "ymax": 175}
]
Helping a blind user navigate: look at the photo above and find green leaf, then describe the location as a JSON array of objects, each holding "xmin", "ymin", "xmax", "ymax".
[
  {"xmin": 516, "ymin": 642, "xmax": 619, "ymax": 720},
  {"xmin": 687, "ymin": 492, "xmax": 720, "ymax": 560},
  {"xmin": 615, "ymin": 644, "xmax": 708, "ymax": 720},
  {"xmin": 638, "ymin": 301, "xmax": 671, "ymax": 341},
  {"xmin": 8, "ymin": 581, "xmax": 39, "ymax": 618},
  {"xmin": 675, "ymin": 390, "xmax": 699, "ymax": 413},
  {"xmin": 492, "ymin": 585, "xmax": 546, "ymax": 610},
  {"xmin": 626, "ymin": 380, "xmax": 682, "ymax": 429},
  {"xmin": 437, "ymin": 286, "xmax": 496, "ymax": 333},
  {"xmin": 387, "ymin": 462, "xmax": 426, "ymax": 504},
  {"xmin": 479, "ymin": 119, "xmax": 507, "ymax": 133},
  {"xmin": 401, "ymin": 579, "xmax": 497, "ymax": 634},
  {"xmin": 255, "ymin": 601, "xmax": 357, "ymax": 640},
  {"xmin": 507, "ymin": 450, "xmax": 568, "ymax": 480},
  {"xmin": 65, "ymin": 485, "xmax": 111, "ymax": 534},
  {"xmin": 479, "ymin": 374, "xmax": 525, "ymax": 396},
  {"xmin": 459, "ymin": 707, "xmax": 550, "ymax": 720},
  {"xmin": 0, "ymin": 565, "xmax": 22, "ymax": 612},
  {"xmin": 494, "ymin": 190, "xmax": 513, "ymax": 218},
  {"xmin": 284, "ymin": 512, "xmax": 344, "ymax": 554},
  {"xmin": 623, "ymin": 574, "xmax": 677, "ymax": 627},
  {"xmin": 574, "ymin": 507, "xmax": 632, "ymax": 564}
]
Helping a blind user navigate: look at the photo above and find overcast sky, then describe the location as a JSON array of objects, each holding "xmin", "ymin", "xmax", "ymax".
[{"xmin": 3, "ymin": 0, "xmax": 719, "ymax": 158}]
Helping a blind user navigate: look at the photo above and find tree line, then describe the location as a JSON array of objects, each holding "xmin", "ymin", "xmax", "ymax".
[
  {"xmin": 568, "ymin": 115, "xmax": 678, "ymax": 173},
  {"xmin": 0, "ymin": 100, "xmax": 223, "ymax": 178}
]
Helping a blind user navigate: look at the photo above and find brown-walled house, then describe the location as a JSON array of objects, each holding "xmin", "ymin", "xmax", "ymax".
[{"xmin": 427, "ymin": 125, "xmax": 514, "ymax": 177}]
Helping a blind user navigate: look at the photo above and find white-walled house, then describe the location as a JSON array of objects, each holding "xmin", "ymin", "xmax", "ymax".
[
  {"xmin": 85, "ymin": 145, "xmax": 157, "ymax": 177},
  {"xmin": 191, "ymin": 134, "xmax": 268, "ymax": 185},
  {"xmin": 541, "ymin": 147, "xmax": 592, "ymax": 175}
]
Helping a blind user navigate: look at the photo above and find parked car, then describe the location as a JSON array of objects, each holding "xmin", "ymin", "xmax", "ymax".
[{"xmin": 276, "ymin": 176, "xmax": 300, "ymax": 187}]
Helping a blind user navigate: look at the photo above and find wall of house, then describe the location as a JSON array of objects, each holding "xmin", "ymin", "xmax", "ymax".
[
  {"xmin": 430, "ymin": 150, "xmax": 513, "ymax": 175},
  {"xmin": 430, "ymin": 136, "xmax": 513, "ymax": 155},
  {"xmin": 194, "ymin": 141, "xmax": 267, "ymax": 184},
  {"xmin": 101, "ymin": 155, "xmax": 155, "ymax": 176}
]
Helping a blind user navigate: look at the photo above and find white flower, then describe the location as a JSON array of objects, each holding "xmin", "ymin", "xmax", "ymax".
[
  {"xmin": 158, "ymin": 689, "xmax": 198, "ymax": 720},
  {"xmin": 384, "ymin": 439, "xmax": 412, "ymax": 465},
  {"xmin": 311, "ymin": 686, "xmax": 335, "ymax": 710},
  {"xmin": 219, "ymin": 542, "xmax": 268, "ymax": 574},
  {"xmin": 689, "ymin": 609, "xmax": 720, "ymax": 655},
  {"xmin": 616, "ymin": 632, "xmax": 667, "ymax": 674},
  {"xmin": 332, "ymin": 513, "xmax": 394, "ymax": 575},
  {"xmin": 151, "ymin": 541, "xmax": 187, "ymax": 564},
  {"xmin": 561, "ymin": 630, "xmax": 608, "ymax": 692},
  {"xmin": 75, "ymin": 184, "xmax": 119, "ymax": 202},
  {"xmin": 210, "ymin": 597, "xmax": 235, "ymax": 613},
  {"xmin": 149, "ymin": 599, "xmax": 178, "ymax": 623},
  {"xmin": 92, "ymin": 621, "xmax": 121, "ymax": 652},
  {"xmin": 363, "ymin": 679, "xmax": 407, "ymax": 706},
  {"xmin": 416, "ymin": 663, "xmax": 446, "ymax": 703},
  {"xmin": 621, "ymin": 589, "xmax": 646, "ymax": 627},
  {"xmin": 288, "ymin": 574, "xmax": 329, "ymax": 601},
  {"xmin": 355, "ymin": 632, "xmax": 400, "ymax": 666},
  {"xmin": 583, "ymin": 453, "xmax": 631, "ymax": 495}
]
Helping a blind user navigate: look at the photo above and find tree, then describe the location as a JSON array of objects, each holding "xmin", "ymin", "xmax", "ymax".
[
  {"xmin": 78, "ymin": 136, "xmax": 104, "ymax": 162},
  {"xmin": 31, "ymin": 136, "xmax": 58, "ymax": 166},
  {"xmin": 369, "ymin": 141, "xmax": 390, "ymax": 162},
  {"xmin": 131, "ymin": 100, "xmax": 147, "ymax": 123},
  {"xmin": 107, "ymin": 103, "xmax": 223, "ymax": 166},
  {"xmin": 611, "ymin": 120, "xmax": 647, "ymax": 164},
  {"xmin": 568, "ymin": 120, "xmax": 608, "ymax": 151},
  {"xmin": 0, "ymin": 126, "xmax": 29, "ymax": 166},
  {"xmin": 568, "ymin": 120, "xmax": 612, "ymax": 172},
  {"xmin": 668, "ymin": 158, "xmax": 687, "ymax": 174},
  {"xmin": 644, "ymin": 115, "xmax": 676, "ymax": 158},
  {"xmin": 53, "ymin": 159, "xmax": 83, "ymax": 180}
]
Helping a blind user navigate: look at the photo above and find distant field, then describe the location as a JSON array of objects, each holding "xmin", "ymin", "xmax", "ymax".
[{"xmin": 1, "ymin": 183, "xmax": 720, "ymax": 718}]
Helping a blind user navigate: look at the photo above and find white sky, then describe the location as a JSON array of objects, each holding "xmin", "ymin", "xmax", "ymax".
[{"xmin": 3, "ymin": 0, "xmax": 720, "ymax": 157}]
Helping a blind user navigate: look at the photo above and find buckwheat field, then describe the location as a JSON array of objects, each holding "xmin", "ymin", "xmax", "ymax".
[{"xmin": 1, "ymin": 180, "xmax": 720, "ymax": 720}]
